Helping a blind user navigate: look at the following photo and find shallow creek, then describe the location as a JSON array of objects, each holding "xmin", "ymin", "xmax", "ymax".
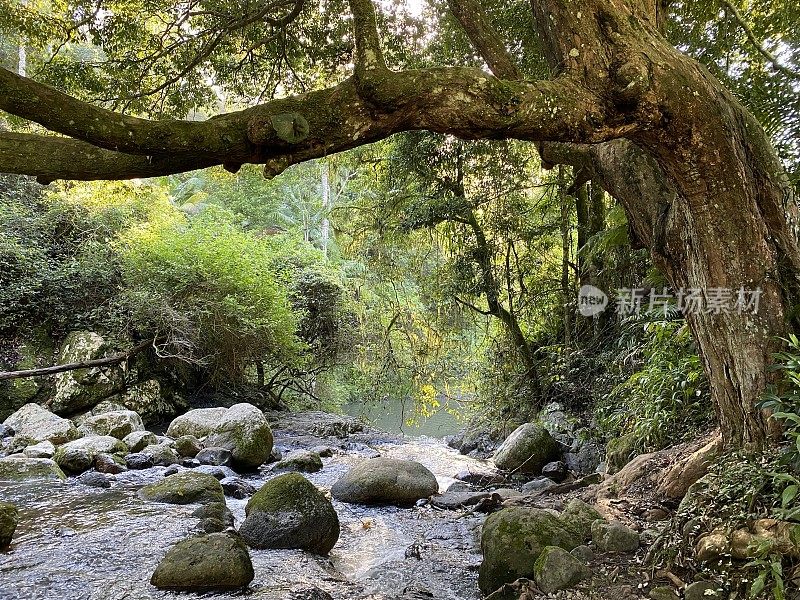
[{"xmin": 0, "ymin": 413, "xmax": 492, "ymax": 600}]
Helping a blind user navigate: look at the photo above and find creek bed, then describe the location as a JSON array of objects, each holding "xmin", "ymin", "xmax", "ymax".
[{"xmin": 0, "ymin": 418, "xmax": 491, "ymax": 600}]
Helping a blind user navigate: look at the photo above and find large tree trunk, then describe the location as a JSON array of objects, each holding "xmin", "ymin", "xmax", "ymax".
[{"xmin": 532, "ymin": 0, "xmax": 800, "ymax": 448}]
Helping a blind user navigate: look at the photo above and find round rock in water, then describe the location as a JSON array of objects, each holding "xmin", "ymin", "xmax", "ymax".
[
  {"xmin": 331, "ymin": 458, "xmax": 439, "ymax": 505},
  {"xmin": 150, "ymin": 532, "xmax": 254, "ymax": 591},
  {"xmin": 239, "ymin": 472, "xmax": 339, "ymax": 555},
  {"xmin": 125, "ymin": 453, "xmax": 155, "ymax": 470},
  {"xmin": 196, "ymin": 447, "xmax": 232, "ymax": 467},
  {"xmin": 77, "ymin": 471, "xmax": 112, "ymax": 488},
  {"xmin": 138, "ymin": 471, "xmax": 224, "ymax": 505}
]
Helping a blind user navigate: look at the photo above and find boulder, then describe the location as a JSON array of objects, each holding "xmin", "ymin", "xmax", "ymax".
[
  {"xmin": 478, "ymin": 507, "xmax": 582, "ymax": 595},
  {"xmin": 0, "ymin": 456, "xmax": 66, "ymax": 481},
  {"xmin": 140, "ymin": 443, "xmax": 181, "ymax": 466},
  {"xmin": 542, "ymin": 460, "xmax": 568, "ymax": 482},
  {"xmin": 570, "ymin": 545, "xmax": 594, "ymax": 563},
  {"xmin": 431, "ymin": 491, "xmax": 491, "ymax": 510},
  {"xmin": 166, "ymin": 407, "xmax": 227, "ymax": 439},
  {"xmin": 606, "ymin": 432, "xmax": 638, "ymax": 473},
  {"xmin": 119, "ymin": 379, "xmax": 182, "ymax": 424},
  {"xmin": 591, "ymin": 521, "xmax": 640, "ymax": 553},
  {"xmin": 122, "ymin": 431, "xmax": 157, "ymax": 453},
  {"xmin": 3, "ymin": 404, "xmax": 80, "ymax": 449},
  {"xmin": 533, "ymin": 545, "xmax": 591, "ymax": 593},
  {"xmin": 658, "ymin": 434, "xmax": 721, "ymax": 500},
  {"xmin": 331, "ymin": 458, "xmax": 438, "ymax": 505},
  {"xmin": 561, "ymin": 498, "xmax": 605, "ymax": 541},
  {"xmin": 272, "ymin": 450, "xmax": 323, "ymax": 473},
  {"xmin": 94, "ymin": 453, "xmax": 127, "ymax": 474},
  {"xmin": 239, "ymin": 473, "xmax": 339, "ymax": 555},
  {"xmin": 54, "ymin": 436, "xmax": 127, "ymax": 474},
  {"xmin": 49, "ymin": 331, "xmax": 124, "ymax": 415},
  {"xmin": 78, "ymin": 410, "xmax": 144, "ymax": 439},
  {"xmin": 125, "ymin": 453, "xmax": 155, "ymax": 470},
  {"xmin": 77, "ymin": 471, "xmax": 112, "ymax": 488},
  {"xmin": 220, "ymin": 477, "xmax": 257, "ymax": 499},
  {"xmin": 565, "ymin": 435, "xmax": 604, "ymax": 475},
  {"xmin": 0, "ymin": 501, "xmax": 19, "ymax": 547},
  {"xmin": 139, "ymin": 471, "xmax": 225, "ymax": 505},
  {"xmin": 150, "ymin": 532, "xmax": 254, "ymax": 591},
  {"xmin": 203, "ymin": 404, "xmax": 274, "ymax": 470},
  {"xmin": 174, "ymin": 435, "xmax": 202, "ymax": 458},
  {"xmin": 194, "ymin": 464, "xmax": 237, "ymax": 480},
  {"xmin": 684, "ymin": 581, "xmax": 723, "ymax": 600},
  {"xmin": 649, "ymin": 587, "xmax": 681, "ymax": 600},
  {"xmin": 196, "ymin": 447, "xmax": 232, "ymax": 467},
  {"xmin": 493, "ymin": 423, "xmax": 560, "ymax": 474},
  {"xmin": 22, "ymin": 440, "xmax": 55, "ymax": 459}
]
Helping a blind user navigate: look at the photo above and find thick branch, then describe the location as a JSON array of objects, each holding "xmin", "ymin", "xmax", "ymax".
[
  {"xmin": 0, "ymin": 340, "xmax": 151, "ymax": 381},
  {"xmin": 0, "ymin": 132, "xmax": 220, "ymax": 183},
  {"xmin": 2, "ymin": 72, "xmax": 634, "ymax": 181},
  {"xmin": 348, "ymin": 0, "xmax": 388, "ymax": 76},
  {"xmin": 448, "ymin": 0, "xmax": 522, "ymax": 80}
]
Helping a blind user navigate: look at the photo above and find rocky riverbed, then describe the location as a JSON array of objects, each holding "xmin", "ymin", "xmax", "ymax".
[{"xmin": 0, "ymin": 411, "xmax": 494, "ymax": 600}]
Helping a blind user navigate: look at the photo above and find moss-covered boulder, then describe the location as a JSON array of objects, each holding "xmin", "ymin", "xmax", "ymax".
[
  {"xmin": 150, "ymin": 532, "xmax": 254, "ymax": 591},
  {"xmin": 561, "ymin": 498, "xmax": 605, "ymax": 541},
  {"xmin": 0, "ymin": 501, "xmax": 20, "ymax": 548},
  {"xmin": 478, "ymin": 507, "xmax": 582, "ymax": 595},
  {"xmin": 272, "ymin": 450, "xmax": 323, "ymax": 473},
  {"xmin": 606, "ymin": 432, "xmax": 638, "ymax": 473},
  {"xmin": 139, "ymin": 471, "xmax": 224, "ymax": 505},
  {"xmin": 166, "ymin": 408, "xmax": 227, "ymax": 439},
  {"xmin": 533, "ymin": 546, "xmax": 591, "ymax": 593},
  {"xmin": 54, "ymin": 436, "xmax": 128, "ymax": 474},
  {"xmin": 492, "ymin": 423, "xmax": 560, "ymax": 474},
  {"xmin": 0, "ymin": 456, "xmax": 66, "ymax": 482},
  {"xmin": 141, "ymin": 442, "xmax": 181, "ymax": 466},
  {"xmin": 174, "ymin": 435, "xmax": 202, "ymax": 458},
  {"xmin": 22, "ymin": 440, "xmax": 55, "ymax": 459},
  {"xmin": 78, "ymin": 410, "xmax": 144, "ymax": 439},
  {"xmin": 122, "ymin": 430, "xmax": 158, "ymax": 453},
  {"xmin": 591, "ymin": 521, "xmax": 640, "ymax": 553},
  {"xmin": 204, "ymin": 404, "xmax": 273, "ymax": 470},
  {"xmin": 49, "ymin": 331, "xmax": 124, "ymax": 415},
  {"xmin": 331, "ymin": 458, "xmax": 439, "ymax": 505},
  {"xmin": 3, "ymin": 403, "xmax": 80, "ymax": 450},
  {"xmin": 239, "ymin": 473, "xmax": 339, "ymax": 555}
]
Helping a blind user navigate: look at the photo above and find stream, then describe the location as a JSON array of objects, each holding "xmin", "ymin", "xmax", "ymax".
[{"xmin": 0, "ymin": 411, "xmax": 493, "ymax": 600}]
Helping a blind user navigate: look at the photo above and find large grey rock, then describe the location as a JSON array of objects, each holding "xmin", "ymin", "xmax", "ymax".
[
  {"xmin": 166, "ymin": 408, "xmax": 227, "ymax": 439},
  {"xmin": 431, "ymin": 491, "xmax": 490, "ymax": 510},
  {"xmin": 591, "ymin": 521, "xmax": 640, "ymax": 553},
  {"xmin": 533, "ymin": 545, "xmax": 591, "ymax": 593},
  {"xmin": 267, "ymin": 411, "xmax": 365, "ymax": 438},
  {"xmin": 561, "ymin": 498, "xmax": 605, "ymax": 541},
  {"xmin": 22, "ymin": 440, "xmax": 55, "ymax": 459},
  {"xmin": 684, "ymin": 581, "xmax": 723, "ymax": 600},
  {"xmin": 478, "ymin": 507, "xmax": 582, "ymax": 595},
  {"xmin": 77, "ymin": 471, "xmax": 112, "ymax": 488},
  {"xmin": 0, "ymin": 501, "xmax": 19, "ymax": 547},
  {"xmin": 49, "ymin": 332, "xmax": 124, "ymax": 415},
  {"xmin": 140, "ymin": 442, "xmax": 181, "ymax": 466},
  {"xmin": 3, "ymin": 404, "xmax": 80, "ymax": 450},
  {"xmin": 331, "ymin": 458, "xmax": 439, "ymax": 505},
  {"xmin": 78, "ymin": 410, "xmax": 144, "ymax": 439},
  {"xmin": 272, "ymin": 450, "xmax": 323, "ymax": 473},
  {"xmin": 151, "ymin": 532, "xmax": 254, "ymax": 591},
  {"xmin": 0, "ymin": 456, "xmax": 66, "ymax": 481},
  {"xmin": 54, "ymin": 436, "xmax": 127, "ymax": 474},
  {"xmin": 174, "ymin": 435, "xmax": 202, "ymax": 458},
  {"xmin": 493, "ymin": 423, "xmax": 560, "ymax": 474},
  {"xmin": 122, "ymin": 430, "xmax": 157, "ymax": 453},
  {"xmin": 196, "ymin": 447, "xmax": 232, "ymax": 467},
  {"xmin": 239, "ymin": 473, "xmax": 339, "ymax": 555},
  {"xmin": 139, "ymin": 471, "xmax": 225, "ymax": 505},
  {"xmin": 203, "ymin": 404, "xmax": 273, "ymax": 471}
]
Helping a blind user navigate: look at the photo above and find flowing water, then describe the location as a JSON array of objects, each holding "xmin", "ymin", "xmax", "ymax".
[{"xmin": 0, "ymin": 413, "xmax": 493, "ymax": 600}]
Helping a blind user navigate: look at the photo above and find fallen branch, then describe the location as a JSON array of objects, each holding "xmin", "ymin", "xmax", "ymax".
[{"xmin": 0, "ymin": 339, "xmax": 153, "ymax": 381}]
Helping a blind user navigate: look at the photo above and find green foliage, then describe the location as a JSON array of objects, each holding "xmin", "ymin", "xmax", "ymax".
[
  {"xmin": 595, "ymin": 317, "xmax": 712, "ymax": 453},
  {"xmin": 117, "ymin": 207, "xmax": 301, "ymax": 384}
]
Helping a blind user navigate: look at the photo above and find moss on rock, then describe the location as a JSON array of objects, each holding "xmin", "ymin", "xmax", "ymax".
[{"xmin": 139, "ymin": 471, "xmax": 224, "ymax": 505}]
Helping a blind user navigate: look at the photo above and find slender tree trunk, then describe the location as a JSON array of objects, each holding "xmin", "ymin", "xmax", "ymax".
[{"xmin": 559, "ymin": 167, "xmax": 573, "ymax": 347}]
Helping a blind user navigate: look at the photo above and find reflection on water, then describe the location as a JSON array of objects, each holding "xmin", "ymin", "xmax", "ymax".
[
  {"xmin": 342, "ymin": 397, "xmax": 464, "ymax": 439},
  {"xmin": 0, "ymin": 434, "xmax": 488, "ymax": 600}
]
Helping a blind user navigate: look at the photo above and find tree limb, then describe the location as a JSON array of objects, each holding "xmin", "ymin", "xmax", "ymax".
[
  {"xmin": 0, "ymin": 340, "xmax": 152, "ymax": 381},
  {"xmin": 447, "ymin": 0, "xmax": 523, "ymax": 80}
]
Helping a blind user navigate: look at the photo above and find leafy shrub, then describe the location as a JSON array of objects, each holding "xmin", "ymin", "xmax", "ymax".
[
  {"xmin": 117, "ymin": 207, "xmax": 302, "ymax": 384},
  {"xmin": 595, "ymin": 317, "xmax": 712, "ymax": 453}
]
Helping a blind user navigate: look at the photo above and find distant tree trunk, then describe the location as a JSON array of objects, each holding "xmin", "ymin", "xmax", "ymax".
[
  {"xmin": 559, "ymin": 167, "xmax": 573, "ymax": 347},
  {"xmin": 320, "ymin": 160, "xmax": 331, "ymax": 258}
]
